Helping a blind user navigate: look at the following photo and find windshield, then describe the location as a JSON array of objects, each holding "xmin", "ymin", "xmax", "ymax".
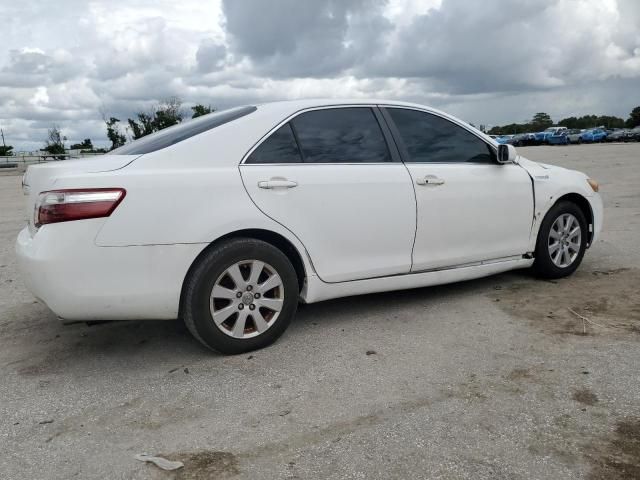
[{"xmin": 111, "ymin": 105, "xmax": 257, "ymax": 155}]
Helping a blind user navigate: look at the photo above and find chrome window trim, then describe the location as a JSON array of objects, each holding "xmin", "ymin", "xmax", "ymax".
[{"xmin": 240, "ymin": 103, "xmax": 500, "ymax": 166}]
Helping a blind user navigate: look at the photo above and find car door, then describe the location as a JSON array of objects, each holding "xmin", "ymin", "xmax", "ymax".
[
  {"xmin": 381, "ymin": 107, "xmax": 534, "ymax": 272},
  {"xmin": 239, "ymin": 106, "xmax": 416, "ymax": 283}
]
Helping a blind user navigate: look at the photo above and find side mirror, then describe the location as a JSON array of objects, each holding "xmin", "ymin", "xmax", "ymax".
[{"xmin": 497, "ymin": 144, "xmax": 517, "ymax": 164}]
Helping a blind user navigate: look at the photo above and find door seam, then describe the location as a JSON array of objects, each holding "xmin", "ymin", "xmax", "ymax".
[{"xmin": 376, "ymin": 106, "xmax": 418, "ymax": 273}]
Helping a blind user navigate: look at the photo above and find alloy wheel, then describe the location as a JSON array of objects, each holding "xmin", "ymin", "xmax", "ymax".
[
  {"xmin": 548, "ymin": 213, "xmax": 582, "ymax": 268},
  {"xmin": 209, "ymin": 260, "xmax": 284, "ymax": 339}
]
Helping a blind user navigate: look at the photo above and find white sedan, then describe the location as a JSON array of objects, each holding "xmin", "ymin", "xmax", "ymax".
[{"xmin": 17, "ymin": 100, "xmax": 603, "ymax": 354}]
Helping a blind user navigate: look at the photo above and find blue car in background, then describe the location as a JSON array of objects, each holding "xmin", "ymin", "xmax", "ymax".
[
  {"xmin": 495, "ymin": 135, "xmax": 512, "ymax": 144},
  {"xmin": 534, "ymin": 127, "xmax": 567, "ymax": 144},
  {"xmin": 547, "ymin": 130, "xmax": 569, "ymax": 145},
  {"xmin": 580, "ymin": 128, "xmax": 607, "ymax": 143}
]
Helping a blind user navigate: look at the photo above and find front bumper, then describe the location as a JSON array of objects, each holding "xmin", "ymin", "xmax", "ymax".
[
  {"xmin": 589, "ymin": 192, "xmax": 604, "ymax": 245},
  {"xmin": 16, "ymin": 222, "xmax": 206, "ymax": 321}
]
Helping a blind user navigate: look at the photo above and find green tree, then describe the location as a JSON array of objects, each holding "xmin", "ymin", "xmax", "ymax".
[
  {"xmin": 559, "ymin": 114, "xmax": 625, "ymax": 129},
  {"xmin": 128, "ymin": 97, "xmax": 184, "ymax": 140},
  {"xmin": 70, "ymin": 138, "xmax": 93, "ymax": 150},
  {"xmin": 558, "ymin": 116, "xmax": 578, "ymax": 129},
  {"xmin": 0, "ymin": 145, "xmax": 13, "ymax": 156},
  {"xmin": 191, "ymin": 104, "xmax": 214, "ymax": 118},
  {"xmin": 597, "ymin": 115, "xmax": 625, "ymax": 129},
  {"xmin": 627, "ymin": 106, "xmax": 640, "ymax": 128},
  {"xmin": 105, "ymin": 117, "xmax": 126, "ymax": 150},
  {"xmin": 488, "ymin": 123, "xmax": 532, "ymax": 135},
  {"xmin": 530, "ymin": 113, "xmax": 553, "ymax": 130},
  {"xmin": 127, "ymin": 113, "xmax": 154, "ymax": 140},
  {"xmin": 43, "ymin": 125, "xmax": 66, "ymax": 155}
]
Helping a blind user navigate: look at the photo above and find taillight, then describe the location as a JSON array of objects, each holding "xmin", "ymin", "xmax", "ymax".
[{"xmin": 35, "ymin": 188, "xmax": 126, "ymax": 227}]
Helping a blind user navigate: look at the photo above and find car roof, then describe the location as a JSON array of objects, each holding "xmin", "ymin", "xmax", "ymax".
[
  {"xmin": 253, "ymin": 98, "xmax": 456, "ymax": 121},
  {"xmin": 256, "ymin": 98, "xmax": 435, "ymax": 109}
]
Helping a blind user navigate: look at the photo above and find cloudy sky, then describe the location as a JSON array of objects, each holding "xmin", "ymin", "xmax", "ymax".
[{"xmin": 1, "ymin": 0, "xmax": 639, "ymax": 151}]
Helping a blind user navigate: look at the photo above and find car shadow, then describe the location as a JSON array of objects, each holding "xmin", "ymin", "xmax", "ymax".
[
  {"xmin": 291, "ymin": 270, "xmax": 529, "ymax": 330},
  {"xmin": 5, "ymin": 269, "xmax": 531, "ymax": 375}
]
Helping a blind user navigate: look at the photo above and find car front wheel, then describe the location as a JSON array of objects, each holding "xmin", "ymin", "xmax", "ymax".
[
  {"xmin": 532, "ymin": 201, "xmax": 588, "ymax": 279},
  {"xmin": 182, "ymin": 238, "xmax": 299, "ymax": 354}
]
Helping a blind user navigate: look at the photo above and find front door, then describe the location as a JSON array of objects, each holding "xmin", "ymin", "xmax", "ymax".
[
  {"xmin": 382, "ymin": 107, "xmax": 534, "ymax": 271},
  {"xmin": 240, "ymin": 106, "xmax": 416, "ymax": 283}
]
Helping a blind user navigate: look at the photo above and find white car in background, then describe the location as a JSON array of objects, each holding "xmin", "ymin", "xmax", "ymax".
[
  {"xmin": 17, "ymin": 100, "xmax": 603, "ymax": 354},
  {"xmin": 566, "ymin": 129, "xmax": 584, "ymax": 144}
]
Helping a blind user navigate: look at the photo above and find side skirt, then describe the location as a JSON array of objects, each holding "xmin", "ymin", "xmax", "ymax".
[{"xmin": 301, "ymin": 257, "xmax": 534, "ymax": 304}]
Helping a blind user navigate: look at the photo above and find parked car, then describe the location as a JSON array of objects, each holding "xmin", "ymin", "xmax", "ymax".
[
  {"xmin": 507, "ymin": 133, "xmax": 537, "ymax": 146},
  {"xmin": 547, "ymin": 130, "xmax": 569, "ymax": 145},
  {"xmin": 580, "ymin": 128, "xmax": 607, "ymax": 143},
  {"xmin": 495, "ymin": 135, "xmax": 513, "ymax": 144},
  {"xmin": 16, "ymin": 100, "xmax": 603, "ymax": 354},
  {"xmin": 624, "ymin": 127, "xmax": 640, "ymax": 141},
  {"xmin": 566, "ymin": 129, "xmax": 583, "ymax": 144},
  {"xmin": 606, "ymin": 129, "xmax": 628, "ymax": 142},
  {"xmin": 534, "ymin": 127, "xmax": 567, "ymax": 144}
]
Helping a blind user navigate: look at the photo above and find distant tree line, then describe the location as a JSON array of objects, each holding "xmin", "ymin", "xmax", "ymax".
[
  {"xmin": 3, "ymin": 101, "xmax": 635, "ymax": 157},
  {"xmin": 488, "ymin": 106, "xmax": 640, "ymax": 135},
  {"xmin": 3, "ymin": 98, "xmax": 216, "ymax": 156}
]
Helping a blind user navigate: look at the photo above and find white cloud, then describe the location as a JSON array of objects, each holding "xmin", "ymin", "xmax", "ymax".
[{"xmin": 0, "ymin": 0, "xmax": 639, "ymax": 151}]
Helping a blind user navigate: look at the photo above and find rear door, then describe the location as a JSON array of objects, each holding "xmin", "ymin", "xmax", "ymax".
[
  {"xmin": 239, "ymin": 106, "xmax": 416, "ymax": 283},
  {"xmin": 382, "ymin": 107, "xmax": 534, "ymax": 271}
]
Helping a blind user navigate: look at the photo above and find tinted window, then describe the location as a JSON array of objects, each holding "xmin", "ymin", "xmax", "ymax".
[
  {"xmin": 111, "ymin": 105, "xmax": 256, "ymax": 155},
  {"xmin": 292, "ymin": 108, "xmax": 391, "ymax": 163},
  {"xmin": 246, "ymin": 123, "xmax": 302, "ymax": 164},
  {"xmin": 387, "ymin": 108, "xmax": 495, "ymax": 163}
]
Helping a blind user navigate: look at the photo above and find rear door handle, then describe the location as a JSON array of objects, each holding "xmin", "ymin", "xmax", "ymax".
[
  {"xmin": 416, "ymin": 175, "xmax": 445, "ymax": 186},
  {"xmin": 258, "ymin": 179, "xmax": 298, "ymax": 189}
]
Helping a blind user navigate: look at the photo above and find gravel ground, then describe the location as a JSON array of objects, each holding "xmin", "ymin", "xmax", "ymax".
[{"xmin": 1, "ymin": 144, "xmax": 639, "ymax": 480}]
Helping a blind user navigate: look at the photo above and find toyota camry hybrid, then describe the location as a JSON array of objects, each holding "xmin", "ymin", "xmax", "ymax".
[{"xmin": 17, "ymin": 100, "xmax": 603, "ymax": 354}]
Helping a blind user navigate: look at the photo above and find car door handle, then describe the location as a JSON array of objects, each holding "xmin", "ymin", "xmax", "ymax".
[
  {"xmin": 415, "ymin": 175, "xmax": 445, "ymax": 186},
  {"xmin": 257, "ymin": 179, "xmax": 298, "ymax": 189}
]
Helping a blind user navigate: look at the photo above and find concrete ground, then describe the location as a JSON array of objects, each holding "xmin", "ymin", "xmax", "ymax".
[{"xmin": 1, "ymin": 144, "xmax": 638, "ymax": 480}]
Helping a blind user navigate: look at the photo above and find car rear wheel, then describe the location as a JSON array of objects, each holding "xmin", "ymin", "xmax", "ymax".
[
  {"xmin": 532, "ymin": 201, "xmax": 587, "ymax": 279},
  {"xmin": 182, "ymin": 238, "xmax": 299, "ymax": 354}
]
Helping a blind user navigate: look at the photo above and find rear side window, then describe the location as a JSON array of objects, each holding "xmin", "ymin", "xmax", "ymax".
[
  {"xmin": 386, "ymin": 108, "xmax": 495, "ymax": 163},
  {"xmin": 291, "ymin": 108, "xmax": 391, "ymax": 163},
  {"xmin": 111, "ymin": 105, "xmax": 257, "ymax": 155},
  {"xmin": 246, "ymin": 123, "xmax": 302, "ymax": 164}
]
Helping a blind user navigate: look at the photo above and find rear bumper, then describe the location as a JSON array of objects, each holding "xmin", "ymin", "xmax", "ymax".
[{"xmin": 16, "ymin": 222, "xmax": 206, "ymax": 321}]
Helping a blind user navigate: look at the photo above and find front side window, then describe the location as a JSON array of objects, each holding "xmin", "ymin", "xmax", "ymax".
[
  {"xmin": 291, "ymin": 107, "xmax": 392, "ymax": 163},
  {"xmin": 246, "ymin": 123, "xmax": 302, "ymax": 164},
  {"xmin": 386, "ymin": 108, "xmax": 495, "ymax": 163},
  {"xmin": 111, "ymin": 105, "xmax": 256, "ymax": 155}
]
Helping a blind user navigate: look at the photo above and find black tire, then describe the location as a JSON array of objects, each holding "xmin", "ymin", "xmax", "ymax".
[
  {"xmin": 532, "ymin": 201, "xmax": 588, "ymax": 279},
  {"xmin": 182, "ymin": 238, "xmax": 299, "ymax": 354}
]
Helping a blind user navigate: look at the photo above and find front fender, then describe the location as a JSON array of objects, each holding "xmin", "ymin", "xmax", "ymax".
[{"xmin": 518, "ymin": 157, "xmax": 600, "ymax": 252}]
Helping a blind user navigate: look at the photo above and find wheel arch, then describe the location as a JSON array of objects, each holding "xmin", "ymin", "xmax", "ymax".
[
  {"xmin": 550, "ymin": 193, "xmax": 595, "ymax": 247},
  {"xmin": 179, "ymin": 229, "xmax": 308, "ymax": 318}
]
